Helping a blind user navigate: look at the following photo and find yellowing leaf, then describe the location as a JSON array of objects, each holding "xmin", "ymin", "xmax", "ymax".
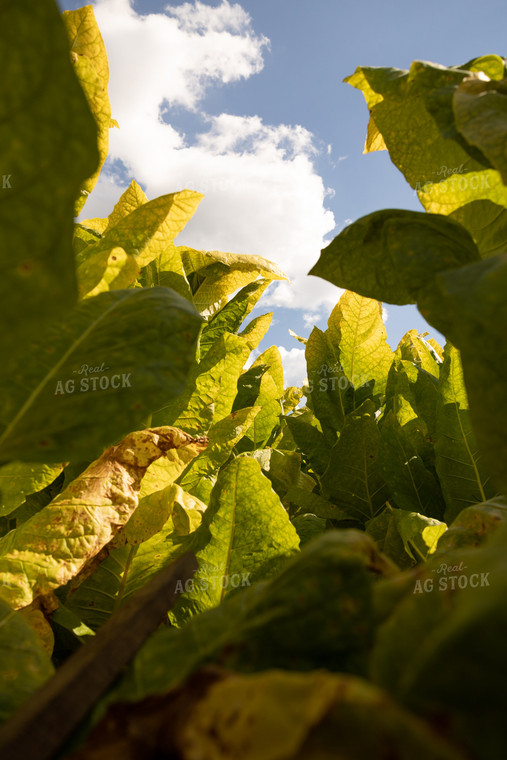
[
  {"xmin": 365, "ymin": 115, "xmax": 387, "ymax": 153},
  {"xmin": 396, "ymin": 329, "xmax": 441, "ymax": 377},
  {"xmin": 178, "ymin": 670, "xmax": 461, "ymax": 760},
  {"xmin": 105, "ymin": 180, "xmax": 149, "ymax": 231},
  {"xmin": 327, "ymin": 290, "xmax": 394, "ymax": 396},
  {"xmin": 181, "ymin": 247, "xmax": 288, "ymax": 317},
  {"xmin": 79, "ymin": 217, "xmax": 108, "ymax": 235},
  {"xmin": 157, "ymin": 333, "xmax": 252, "ymax": 435},
  {"xmin": 63, "ymin": 6, "xmax": 114, "ymax": 214},
  {"xmin": 239, "ymin": 312, "xmax": 273, "ymax": 350},
  {"xmin": 77, "ymin": 245, "xmax": 140, "ymax": 298},
  {"xmin": 76, "ymin": 190, "xmax": 202, "ymax": 297},
  {"xmin": 243, "ymin": 347, "xmax": 284, "ymax": 448},
  {"xmin": 171, "ymin": 485, "xmax": 207, "ymax": 535},
  {"xmin": 139, "ymin": 440, "xmax": 206, "ymax": 500},
  {"xmin": 0, "ymin": 427, "xmax": 206, "ymax": 609}
]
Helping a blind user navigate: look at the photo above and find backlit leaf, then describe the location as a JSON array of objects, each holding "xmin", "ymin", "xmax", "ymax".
[
  {"xmin": 0, "ymin": 288, "xmax": 203, "ymax": 463},
  {"xmin": 0, "ymin": 0, "xmax": 98, "ymax": 362},
  {"xmin": 63, "ymin": 6, "xmax": 113, "ymax": 214},
  {"xmin": 321, "ymin": 400, "xmax": 390, "ymax": 523},
  {"xmin": 170, "ymin": 456, "xmax": 300, "ymax": 625},
  {"xmin": 0, "ymin": 427, "xmax": 204, "ymax": 609},
  {"xmin": 435, "ymin": 344, "xmax": 494, "ymax": 522},
  {"xmin": 309, "ymin": 209, "xmax": 480, "ymax": 305}
]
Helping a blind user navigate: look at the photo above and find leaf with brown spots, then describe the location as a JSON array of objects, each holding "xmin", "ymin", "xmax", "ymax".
[{"xmin": 0, "ymin": 427, "xmax": 207, "ymax": 610}]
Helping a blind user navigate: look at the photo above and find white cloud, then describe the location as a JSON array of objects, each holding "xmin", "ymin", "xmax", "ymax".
[
  {"xmin": 93, "ymin": 0, "xmax": 268, "ymax": 115},
  {"xmin": 84, "ymin": 0, "xmax": 340, "ymax": 315},
  {"xmin": 278, "ymin": 347, "xmax": 307, "ymax": 388},
  {"xmin": 303, "ymin": 312, "xmax": 320, "ymax": 330}
]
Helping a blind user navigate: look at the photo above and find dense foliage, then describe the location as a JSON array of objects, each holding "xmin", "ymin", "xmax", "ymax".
[{"xmin": 1, "ymin": 4, "xmax": 506, "ymax": 759}]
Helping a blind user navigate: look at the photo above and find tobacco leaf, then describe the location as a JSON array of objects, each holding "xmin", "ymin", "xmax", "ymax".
[{"xmin": 0, "ymin": 427, "xmax": 207, "ymax": 610}]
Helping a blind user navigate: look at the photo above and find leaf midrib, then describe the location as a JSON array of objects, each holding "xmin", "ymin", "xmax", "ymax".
[
  {"xmin": 220, "ymin": 466, "xmax": 238, "ymax": 604},
  {"xmin": 0, "ymin": 293, "xmax": 132, "ymax": 450}
]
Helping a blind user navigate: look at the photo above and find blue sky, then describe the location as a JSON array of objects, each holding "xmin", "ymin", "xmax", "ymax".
[{"xmin": 60, "ymin": 0, "xmax": 507, "ymax": 385}]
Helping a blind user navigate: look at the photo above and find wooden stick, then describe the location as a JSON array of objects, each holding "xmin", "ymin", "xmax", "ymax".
[{"xmin": 0, "ymin": 551, "xmax": 197, "ymax": 760}]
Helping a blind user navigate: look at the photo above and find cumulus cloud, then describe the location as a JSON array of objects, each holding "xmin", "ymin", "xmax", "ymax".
[
  {"xmin": 94, "ymin": 0, "xmax": 268, "ymax": 114},
  {"xmin": 278, "ymin": 347, "xmax": 307, "ymax": 388},
  {"xmin": 303, "ymin": 312, "xmax": 321, "ymax": 330},
  {"xmin": 84, "ymin": 0, "xmax": 339, "ymax": 315}
]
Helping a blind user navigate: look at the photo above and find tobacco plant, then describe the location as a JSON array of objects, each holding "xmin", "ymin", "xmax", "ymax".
[{"xmin": 0, "ymin": 4, "xmax": 506, "ymax": 759}]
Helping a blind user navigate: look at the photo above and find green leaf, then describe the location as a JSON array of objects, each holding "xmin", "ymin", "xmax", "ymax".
[
  {"xmin": 200, "ymin": 279, "xmax": 271, "ymax": 357},
  {"xmin": 383, "ymin": 359, "xmax": 439, "ymax": 464},
  {"xmin": 371, "ymin": 523, "xmax": 507, "ymax": 760},
  {"xmin": 419, "ymin": 254, "xmax": 507, "ymax": 493},
  {"xmin": 242, "ymin": 347, "xmax": 284, "ymax": 449},
  {"xmin": 76, "ymin": 190, "xmax": 202, "ymax": 298},
  {"xmin": 252, "ymin": 448, "xmax": 315, "ymax": 502},
  {"xmin": 345, "ymin": 59, "xmax": 507, "ymax": 258},
  {"xmin": 118, "ymin": 484, "xmax": 206, "ymax": 548},
  {"xmin": 366, "ymin": 505, "xmax": 409, "ymax": 568},
  {"xmin": 178, "ymin": 407, "xmax": 260, "ymax": 503},
  {"xmin": 448, "ymin": 199, "xmax": 507, "ymax": 259},
  {"xmin": 65, "ymin": 533, "xmax": 180, "ymax": 633},
  {"xmin": 181, "ymin": 248, "xmax": 288, "ymax": 317},
  {"xmin": 396, "ymin": 330, "xmax": 442, "ymax": 377},
  {"xmin": 170, "ymin": 456, "xmax": 300, "ymax": 625},
  {"xmin": 0, "ymin": 287, "xmax": 202, "ymax": 463},
  {"xmin": 139, "ymin": 245, "xmax": 192, "ymax": 302},
  {"xmin": 326, "ymin": 290, "xmax": 394, "ymax": 396},
  {"xmin": 73, "ymin": 223, "xmax": 102, "ymax": 255},
  {"xmin": 435, "ymin": 495, "xmax": 507, "ymax": 554},
  {"xmin": 155, "ymin": 332, "xmax": 251, "ymax": 436},
  {"xmin": 291, "ymin": 513, "xmax": 327, "ymax": 545},
  {"xmin": 453, "ymin": 76, "xmax": 507, "ymax": 186},
  {"xmin": 285, "ymin": 486, "xmax": 350, "ymax": 522},
  {"xmin": 305, "ymin": 327, "xmax": 349, "ymax": 443},
  {"xmin": 393, "ymin": 509, "xmax": 446, "ymax": 563},
  {"xmin": 321, "ymin": 400, "xmax": 390, "ymax": 523},
  {"xmin": 106, "ymin": 531, "xmax": 393, "ymax": 706},
  {"xmin": 63, "ymin": 6, "xmax": 113, "ymax": 214},
  {"xmin": 309, "ymin": 209, "xmax": 480, "ymax": 305},
  {"xmin": 0, "ymin": 462, "xmax": 63, "ymax": 518},
  {"xmin": 286, "ymin": 415, "xmax": 331, "ymax": 476},
  {"xmin": 0, "ymin": 599, "xmax": 54, "ymax": 722},
  {"xmin": 0, "ymin": 0, "xmax": 98, "ymax": 362},
  {"xmin": 435, "ymin": 344, "xmax": 494, "ymax": 522},
  {"xmin": 232, "ymin": 364, "xmax": 269, "ymax": 413},
  {"xmin": 0, "ymin": 427, "xmax": 203, "ymax": 610},
  {"xmin": 379, "ymin": 411, "xmax": 445, "ymax": 519}
]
